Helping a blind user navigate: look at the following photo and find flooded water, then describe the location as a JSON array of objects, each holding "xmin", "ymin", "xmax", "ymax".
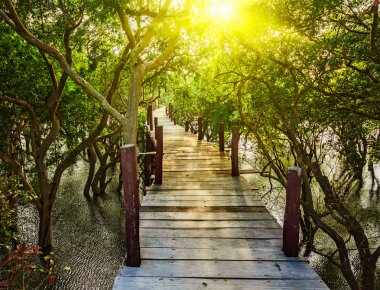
[
  {"xmin": 17, "ymin": 158, "xmax": 380, "ymax": 290},
  {"xmin": 19, "ymin": 162, "xmax": 125, "ymax": 290},
  {"xmin": 245, "ymin": 167, "xmax": 380, "ymax": 290}
]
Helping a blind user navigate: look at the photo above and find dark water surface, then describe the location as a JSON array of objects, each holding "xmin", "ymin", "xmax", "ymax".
[{"xmin": 19, "ymin": 163, "xmax": 125, "ymax": 290}]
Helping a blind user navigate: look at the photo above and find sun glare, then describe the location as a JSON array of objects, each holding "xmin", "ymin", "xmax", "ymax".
[{"xmin": 209, "ymin": 1, "xmax": 235, "ymax": 21}]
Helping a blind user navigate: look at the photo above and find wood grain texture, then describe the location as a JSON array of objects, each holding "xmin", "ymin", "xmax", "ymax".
[
  {"xmin": 118, "ymin": 260, "xmax": 321, "ymax": 280},
  {"xmin": 140, "ymin": 247, "xmax": 295, "ymax": 261},
  {"xmin": 140, "ymin": 219, "xmax": 280, "ymax": 229},
  {"xmin": 140, "ymin": 211, "xmax": 275, "ymax": 221},
  {"xmin": 114, "ymin": 277, "xmax": 328, "ymax": 290}
]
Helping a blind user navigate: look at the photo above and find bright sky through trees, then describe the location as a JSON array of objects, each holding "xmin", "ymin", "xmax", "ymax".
[{"xmin": 209, "ymin": 0, "xmax": 234, "ymax": 21}]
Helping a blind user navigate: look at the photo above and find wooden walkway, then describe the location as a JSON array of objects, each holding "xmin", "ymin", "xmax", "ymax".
[{"xmin": 113, "ymin": 108, "xmax": 329, "ymax": 290}]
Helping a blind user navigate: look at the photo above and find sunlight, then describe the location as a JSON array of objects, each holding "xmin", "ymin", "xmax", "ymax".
[{"xmin": 209, "ymin": 1, "xmax": 234, "ymax": 21}]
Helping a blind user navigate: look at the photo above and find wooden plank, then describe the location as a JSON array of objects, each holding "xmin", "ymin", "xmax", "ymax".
[
  {"xmin": 140, "ymin": 237, "xmax": 282, "ymax": 249},
  {"xmin": 140, "ymin": 211, "xmax": 275, "ymax": 221},
  {"xmin": 140, "ymin": 228, "xmax": 282, "ymax": 239},
  {"xmin": 162, "ymin": 176, "xmax": 240, "ymax": 181},
  {"xmin": 140, "ymin": 220, "xmax": 280, "ymax": 229},
  {"xmin": 163, "ymin": 159, "xmax": 230, "ymax": 165},
  {"xmin": 172, "ymin": 156, "xmax": 230, "ymax": 160},
  {"xmin": 164, "ymin": 148, "xmax": 220, "ymax": 154},
  {"xmin": 141, "ymin": 206, "xmax": 268, "ymax": 213},
  {"xmin": 143, "ymin": 195, "xmax": 262, "ymax": 202},
  {"xmin": 113, "ymin": 277, "xmax": 329, "ymax": 290},
  {"xmin": 163, "ymin": 171, "xmax": 220, "ymax": 178},
  {"xmin": 174, "ymin": 152, "xmax": 229, "ymax": 157},
  {"xmin": 147, "ymin": 184, "xmax": 258, "ymax": 190},
  {"xmin": 117, "ymin": 260, "xmax": 322, "ymax": 280},
  {"xmin": 163, "ymin": 167, "xmax": 232, "ymax": 172},
  {"xmin": 146, "ymin": 189, "xmax": 257, "ymax": 195},
  {"xmin": 149, "ymin": 181, "xmax": 248, "ymax": 187},
  {"xmin": 140, "ymin": 248, "xmax": 298, "ymax": 261},
  {"xmin": 142, "ymin": 200, "xmax": 265, "ymax": 207},
  {"xmin": 145, "ymin": 192, "xmax": 259, "ymax": 198}
]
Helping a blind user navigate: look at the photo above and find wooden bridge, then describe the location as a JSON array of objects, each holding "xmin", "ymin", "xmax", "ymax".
[{"xmin": 113, "ymin": 107, "xmax": 329, "ymax": 290}]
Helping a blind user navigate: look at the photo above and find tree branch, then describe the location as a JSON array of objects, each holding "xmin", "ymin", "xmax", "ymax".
[{"xmin": 1, "ymin": 0, "xmax": 126, "ymax": 126}]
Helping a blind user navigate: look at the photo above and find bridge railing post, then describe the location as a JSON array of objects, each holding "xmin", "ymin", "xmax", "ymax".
[
  {"xmin": 283, "ymin": 166, "xmax": 302, "ymax": 257},
  {"xmin": 154, "ymin": 117, "xmax": 158, "ymax": 132},
  {"xmin": 231, "ymin": 126, "xmax": 239, "ymax": 176},
  {"xmin": 185, "ymin": 120, "xmax": 189, "ymax": 132},
  {"xmin": 197, "ymin": 117, "xmax": 203, "ymax": 140},
  {"xmin": 147, "ymin": 104, "xmax": 153, "ymax": 131},
  {"xmin": 219, "ymin": 123, "xmax": 225, "ymax": 152},
  {"xmin": 169, "ymin": 104, "xmax": 173, "ymax": 121},
  {"xmin": 120, "ymin": 144, "xmax": 141, "ymax": 267},
  {"xmin": 155, "ymin": 126, "xmax": 163, "ymax": 184}
]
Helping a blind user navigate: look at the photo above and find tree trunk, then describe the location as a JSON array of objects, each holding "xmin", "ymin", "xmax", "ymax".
[
  {"xmin": 360, "ymin": 259, "xmax": 376, "ymax": 290},
  {"xmin": 83, "ymin": 145, "xmax": 96, "ymax": 197},
  {"xmin": 368, "ymin": 161, "xmax": 379, "ymax": 194},
  {"xmin": 38, "ymin": 200, "xmax": 53, "ymax": 252},
  {"xmin": 123, "ymin": 57, "xmax": 143, "ymax": 144}
]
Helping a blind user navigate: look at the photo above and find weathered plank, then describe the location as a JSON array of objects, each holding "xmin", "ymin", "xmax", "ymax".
[
  {"xmin": 140, "ymin": 247, "xmax": 295, "ymax": 261},
  {"xmin": 140, "ymin": 206, "xmax": 268, "ymax": 213},
  {"xmin": 163, "ymin": 167, "xmax": 232, "ymax": 172},
  {"xmin": 146, "ymin": 189, "xmax": 258, "ymax": 196},
  {"xmin": 147, "ymin": 184, "xmax": 258, "ymax": 190},
  {"xmin": 140, "ymin": 228, "xmax": 282, "ymax": 239},
  {"xmin": 140, "ymin": 220, "xmax": 280, "ymax": 229},
  {"xmin": 118, "ymin": 260, "xmax": 322, "ymax": 280},
  {"xmin": 140, "ymin": 211, "xmax": 275, "ymax": 221},
  {"xmin": 162, "ymin": 176, "xmax": 241, "ymax": 182},
  {"xmin": 113, "ymin": 277, "xmax": 328, "ymax": 290},
  {"xmin": 171, "ymin": 156, "xmax": 230, "ymax": 160},
  {"xmin": 163, "ymin": 159, "xmax": 230, "ymax": 165},
  {"xmin": 142, "ymin": 195, "xmax": 262, "ymax": 202},
  {"xmin": 140, "ymin": 237, "xmax": 283, "ymax": 249},
  {"xmin": 142, "ymin": 200, "xmax": 265, "ymax": 207}
]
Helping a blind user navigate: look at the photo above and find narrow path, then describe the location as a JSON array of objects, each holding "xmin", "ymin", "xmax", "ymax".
[{"xmin": 113, "ymin": 107, "xmax": 329, "ymax": 290}]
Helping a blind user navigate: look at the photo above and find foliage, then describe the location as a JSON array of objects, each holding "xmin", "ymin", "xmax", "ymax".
[
  {"xmin": 0, "ymin": 176, "xmax": 56, "ymax": 289},
  {"xmin": 0, "ymin": 243, "xmax": 56, "ymax": 289}
]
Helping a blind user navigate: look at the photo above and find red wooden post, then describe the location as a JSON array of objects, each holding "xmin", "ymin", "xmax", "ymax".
[
  {"xmin": 154, "ymin": 117, "xmax": 158, "ymax": 132},
  {"xmin": 173, "ymin": 116, "xmax": 176, "ymax": 125},
  {"xmin": 219, "ymin": 123, "xmax": 225, "ymax": 152},
  {"xmin": 231, "ymin": 126, "xmax": 239, "ymax": 176},
  {"xmin": 197, "ymin": 117, "xmax": 203, "ymax": 141},
  {"xmin": 147, "ymin": 104, "xmax": 153, "ymax": 131},
  {"xmin": 169, "ymin": 104, "xmax": 173, "ymax": 120},
  {"xmin": 120, "ymin": 144, "xmax": 141, "ymax": 267},
  {"xmin": 155, "ymin": 126, "xmax": 163, "ymax": 184},
  {"xmin": 283, "ymin": 167, "xmax": 302, "ymax": 257},
  {"xmin": 185, "ymin": 120, "xmax": 189, "ymax": 132}
]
